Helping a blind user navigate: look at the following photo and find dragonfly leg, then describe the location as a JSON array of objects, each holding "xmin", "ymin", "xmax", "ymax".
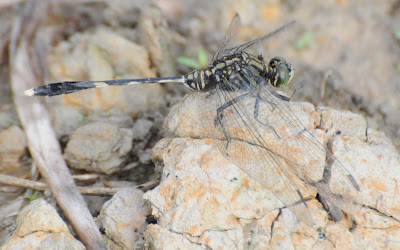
[
  {"xmin": 215, "ymin": 92, "xmax": 250, "ymax": 153},
  {"xmin": 254, "ymin": 95, "xmax": 282, "ymax": 139}
]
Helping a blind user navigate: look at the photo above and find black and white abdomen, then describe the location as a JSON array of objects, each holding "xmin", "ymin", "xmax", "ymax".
[{"xmin": 183, "ymin": 69, "xmax": 217, "ymax": 92}]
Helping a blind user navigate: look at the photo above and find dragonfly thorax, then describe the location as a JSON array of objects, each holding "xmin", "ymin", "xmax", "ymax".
[
  {"xmin": 183, "ymin": 52, "xmax": 259, "ymax": 91},
  {"xmin": 183, "ymin": 52, "xmax": 294, "ymax": 92},
  {"xmin": 183, "ymin": 53, "xmax": 243, "ymax": 92}
]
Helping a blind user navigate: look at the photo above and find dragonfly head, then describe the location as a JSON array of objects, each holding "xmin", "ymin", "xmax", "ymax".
[{"xmin": 269, "ymin": 56, "xmax": 294, "ymax": 88}]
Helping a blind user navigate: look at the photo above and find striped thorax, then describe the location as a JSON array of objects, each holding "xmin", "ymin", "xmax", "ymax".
[{"xmin": 183, "ymin": 52, "xmax": 294, "ymax": 92}]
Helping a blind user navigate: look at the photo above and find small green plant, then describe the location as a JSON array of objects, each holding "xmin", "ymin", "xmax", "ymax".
[
  {"xmin": 0, "ymin": 114, "xmax": 20, "ymax": 126},
  {"xmin": 25, "ymin": 191, "xmax": 40, "ymax": 201},
  {"xmin": 77, "ymin": 114, "xmax": 84, "ymax": 122},
  {"xmin": 395, "ymin": 28, "xmax": 400, "ymax": 40},
  {"xmin": 296, "ymin": 31, "xmax": 314, "ymax": 49},
  {"xmin": 177, "ymin": 49, "xmax": 208, "ymax": 69}
]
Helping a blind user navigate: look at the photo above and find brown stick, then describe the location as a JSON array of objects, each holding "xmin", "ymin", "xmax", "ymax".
[
  {"xmin": 0, "ymin": 174, "xmax": 48, "ymax": 191},
  {"xmin": 9, "ymin": 2, "xmax": 105, "ymax": 249},
  {"xmin": 0, "ymin": 174, "xmax": 160, "ymax": 195}
]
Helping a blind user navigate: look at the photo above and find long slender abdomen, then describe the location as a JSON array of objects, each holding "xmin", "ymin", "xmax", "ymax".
[{"xmin": 24, "ymin": 77, "xmax": 184, "ymax": 97}]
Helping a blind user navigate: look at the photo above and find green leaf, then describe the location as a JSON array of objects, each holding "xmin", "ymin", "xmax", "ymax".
[
  {"xmin": 177, "ymin": 56, "xmax": 200, "ymax": 69},
  {"xmin": 197, "ymin": 49, "xmax": 208, "ymax": 68},
  {"xmin": 77, "ymin": 114, "xmax": 84, "ymax": 122},
  {"xmin": 395, "ymin": 28, "xmax": 400, "ymax": 40},
  {"xmin": 397, "ymin": 62, "xmax": 400, "ymax": 72},
  {"xmin": 25, "ymin": 191, "xmax": 40, "ymax": 201},
  {"xmin": 296, "ymin": 31, "xmax": 314, "ymax": 49}
]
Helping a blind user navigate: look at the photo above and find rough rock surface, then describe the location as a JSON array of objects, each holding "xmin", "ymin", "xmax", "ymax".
[
  {"xmin": 64, "ymin": 122, "xmax": 133, "ymax": 174},
  {"xmin": 51, "ymin": 105, "xmax": 83, "ymax": 139},
  {"xmin": 143, "ymin": 92, "xmax": 400, "ymax": 249},
  {"xmin": 47, "ymin": 26, "xmax": 166, "ymax": 116},
  {"xmin": 1, "ymin": 199, "xmax": 84, "ymax": 250},
  {"xmin": 0, "ymin": 126, "xmax": 26, "ymax": 175},
  {"xmin": 99, "ymin": 188, "xmax": 150, "ymax": 250},
  {"xmin": 86, "ymin": 109, "xmax": 134, "ymax": 128}
]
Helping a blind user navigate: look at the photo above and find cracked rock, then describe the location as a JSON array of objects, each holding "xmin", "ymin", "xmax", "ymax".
[
  {"xmin": 143, "ymin": 92, "xmax": 400, "ymax": 249},
  {"xmin": 99, "ymin": 188, "xmax": 150, "ymax": 250}
]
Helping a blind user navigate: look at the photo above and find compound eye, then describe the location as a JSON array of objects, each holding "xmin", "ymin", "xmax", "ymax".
[{"xmin": 269, "ymin": 56, "xmax": 294, "ymax": 88}]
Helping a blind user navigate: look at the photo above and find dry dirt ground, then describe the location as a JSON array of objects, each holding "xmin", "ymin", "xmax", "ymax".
[{"xmin": 0, "ymin": 0, "xmax": 399, "ymax": 249}]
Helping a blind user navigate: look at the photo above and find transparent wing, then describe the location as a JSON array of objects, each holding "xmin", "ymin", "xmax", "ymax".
[
  {"xmin": 240, "ymin": 68, "xmax": 362, "ymax": 215},
  {"xmin": 199, "ymin": 79, "xmax": 314, "ymax": 226},
  {"xmin": 217, "ymin": 20, "xmax": 295, "ymax": 58},
  {"xmin": 211, "ymin": 13, "xmax": 241, "ymax": 61},
  {"xmin": 196, "ymin": 69, "xmax": 362, "ymax": 226}
]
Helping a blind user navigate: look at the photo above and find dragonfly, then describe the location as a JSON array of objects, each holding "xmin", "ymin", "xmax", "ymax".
[{"xmin": 25, "ymin": 14, "xmax": 361, "ymax": 227}]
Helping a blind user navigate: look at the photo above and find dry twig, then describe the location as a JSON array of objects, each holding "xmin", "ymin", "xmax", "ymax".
[
  {"xmin": 0, "ymin": 173, "xmax": 160, "ymax": 195},
  {"xmin": 9, "ymin": 1, "xmax": 105, "ymax": 249}
]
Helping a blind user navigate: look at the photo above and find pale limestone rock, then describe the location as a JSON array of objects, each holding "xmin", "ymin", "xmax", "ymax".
[
  {"xmin": 1, "ymin": 199, "xmax": 84, "ymax": 250},
  {"xmin": 47, "ymin": 26, "xmax": 165, "ymax": 116},
  {"xmin": 99, "ymin": 188, "xmax": 150, "ymax": 250},
  {"xmin": 143, "ymin": 92, "xmax": 400, "ymax": 249}
]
